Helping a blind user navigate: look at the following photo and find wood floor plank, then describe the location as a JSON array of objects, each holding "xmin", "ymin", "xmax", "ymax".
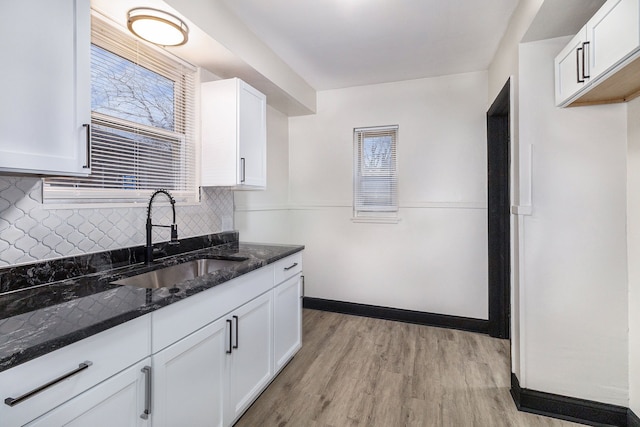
[{"xmin": 234, "ymin": 309, "xmax": 584, "ymax": 427}]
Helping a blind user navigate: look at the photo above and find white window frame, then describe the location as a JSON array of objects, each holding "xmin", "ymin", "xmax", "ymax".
[
  {"xmin": 43, "ymin": 11, "xmax": 198, "ymax": 205},
  {"xmin": 353, "ymin": 125, "xmax": 399, "ymax": 223}
]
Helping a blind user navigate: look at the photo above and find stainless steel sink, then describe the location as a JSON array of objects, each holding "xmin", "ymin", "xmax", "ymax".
[{"xmin": 112, "ymin": 259, "xmax": 241, "ymax": 289}]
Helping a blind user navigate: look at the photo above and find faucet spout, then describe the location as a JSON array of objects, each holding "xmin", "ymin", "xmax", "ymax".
[{"xmin": 145, "ymin": 189, "xmax": 179, "ymax": 264}]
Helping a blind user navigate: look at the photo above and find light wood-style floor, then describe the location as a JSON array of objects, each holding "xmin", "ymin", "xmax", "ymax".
[{"xmin": 235, "ymin": 309, "xmax": 583, "ymax": 427}]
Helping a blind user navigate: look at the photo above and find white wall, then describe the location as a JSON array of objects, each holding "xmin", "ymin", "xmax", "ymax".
[
  {"xmin": 234, "ymin": 105, "xmax": 292, "ymax": 244},
  {"xmin": 489, "ymin": 0, "xmax": 543, "ymax": 101},
  {"xmin": 287, "ymin": 72, "xmax": 489, "ymax": 318},
  {"xmin": 628, "ymin": 97, "xmax": 640, "ymax": 415},
  {"xmin": 519, "ymin": 38, "xmax": 628, "ymax": 405}
]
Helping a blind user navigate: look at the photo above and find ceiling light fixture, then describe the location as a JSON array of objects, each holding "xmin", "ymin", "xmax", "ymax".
[{"xmin": 127, "ymin": 8, "xmax": 189, "ymax": 46}]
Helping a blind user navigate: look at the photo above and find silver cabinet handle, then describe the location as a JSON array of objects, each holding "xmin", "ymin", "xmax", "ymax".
[
  {"xmin": 4, "ymin": 361, "xmax": 92, "ymax": 407},
  {"xmin": 140, "ymin": 366, "xmax": 152, "ymax": 420},
  {"xmin": 301, "ymin": 275, "xmax": 305, "ymax": 297},
  {"xmin": 240, "ymin": 157, "xmax": 246, "ymax": 183},
  {"xmin": 284, "ymin": 262, "xmax": 298, "ymax": 271}
]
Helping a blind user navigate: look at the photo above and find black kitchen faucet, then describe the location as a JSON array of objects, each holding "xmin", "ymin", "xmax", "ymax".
[{"xmin": 145, "ymin": 189, "xmax": 179, "ymax": 264}]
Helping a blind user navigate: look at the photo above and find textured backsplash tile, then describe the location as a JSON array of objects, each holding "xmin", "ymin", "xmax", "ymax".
[{"xmin": 0, "ymin": 177, "xmax": 234, "ymax": 267}]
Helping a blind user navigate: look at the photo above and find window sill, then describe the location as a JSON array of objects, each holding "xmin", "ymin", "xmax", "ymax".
[{"xmin": 351, "ymin": 216, "xmax": 401, "ymax": 224}]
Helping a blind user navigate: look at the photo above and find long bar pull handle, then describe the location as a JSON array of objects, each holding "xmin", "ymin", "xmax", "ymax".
[
  {"xmin": 4, "ymin": 361, "xmax": 92, "ymax": 407},
  {"xmin": 284, "ymin": 262, "xmax": 298, "ymax": 271},
  {"xmin": 240, "ymin": 158, "xmax": 246, "ymax": 183},
  {"xmin": 301, "ymin": 275, "xmax": 305, "ymax": 297},
  {"xmin": 140, "ymin": 366, "xmax": 152, "ymax": 420},
  {"xmin": 233, "ymin": 315, "xmax": 239, "ymax": 349},
  {"xmin": 576, "ymin": 46, "xmax": 584, "ymax": 83},
  {"xmin": 582, "ymin": 41, "xmax": 590, "ymax": 79},
  {"xmin": 226, "ymin": 319, "xmax": 233, "ymax": 354},
  {"xmin": 83, "ymin": 123, "xmax": 91, "ymax": 169}
]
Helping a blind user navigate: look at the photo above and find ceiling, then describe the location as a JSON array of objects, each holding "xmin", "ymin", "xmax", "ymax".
[
  {"xmin": 220, "ymin": 0, "xmax": 520, "ymax": 90},
  {"xmin": 522, "ymin": 0, "xmax": 606, "ymax": 42}
]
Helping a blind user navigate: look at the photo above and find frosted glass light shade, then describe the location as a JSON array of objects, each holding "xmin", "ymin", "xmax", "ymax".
[{"xmin": 127, "ymin": 8, "xmax": 188, "ymax": 46}]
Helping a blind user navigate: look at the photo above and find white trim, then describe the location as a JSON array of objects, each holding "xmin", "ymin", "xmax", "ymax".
[
  {"xmin": 518, "ymin": 213, "xmax": 528, "ymax": 387},
  {"xmin": 353, "ymin": 124, "xmax": 399, "ymax": 133},
  {"xmin": 42, "ymin": 199, "xmax": 201, "ymax": 210},
  {"xmin": 401, "ymin": 201, "xmax": 487, "ymax": 209},
  {"xmin": 511, "ymin": 205, "xmax": 533, "ymax": 215},
  {"xmin": 235, "ymin": 201, "xmax": 488, "ymax": 212},
  {"xmin": 234, "ymin": 204, "xmax": 290, "ymax": 212},
  {"xmin": 351, "ymin": 216, "xmax": 401, "ymax": 224},
  {"xmin": 289, "ymin": 201, "xmax": 350, "ymax": 208}
]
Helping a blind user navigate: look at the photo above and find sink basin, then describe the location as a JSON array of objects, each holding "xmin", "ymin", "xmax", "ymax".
[{"xmin": 112, "ymin": 259, "xmax": 240, "ymax": 289}]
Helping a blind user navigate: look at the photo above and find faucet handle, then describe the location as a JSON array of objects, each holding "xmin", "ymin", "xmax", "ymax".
[{"xmin": 170, "ymin": 224, "xmax": 179, "ymax": 245}]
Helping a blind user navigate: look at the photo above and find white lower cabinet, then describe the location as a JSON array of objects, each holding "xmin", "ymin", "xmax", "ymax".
[
  {"xmin": 225, "ymin": 291, "xmax": 274, "ymax": 426},
  {"xmin": 152, "ymin": 317, "xmax": 227, "ymax": 427},
  {"xmin": 555, "ymin": 0, "xmax": 640, "ymax": 106},
  {"xmin": 151, "ymin": 289, "xmax": 275, "ymax": 427},
  {"xmin": 3, "ymin": 252, "xmax": 303, "ymax": 427},
  {"xmin": 273, "ymin": 274, "xmax": 302, "ymax": 373},
  {"xmin": 26, "ymin": 358, "xmax": 151, "ymax": 427},
  {"xmin": 0, "ymin": 316, "xmax": 150, "ymax": 427}
]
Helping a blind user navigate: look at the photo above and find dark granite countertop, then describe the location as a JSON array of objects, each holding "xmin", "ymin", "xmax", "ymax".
[{"xmin": 0, "ymin": 231, "xmax": 304, "ymax": 373}]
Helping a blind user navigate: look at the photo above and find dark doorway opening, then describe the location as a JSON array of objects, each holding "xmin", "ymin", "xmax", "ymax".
[{"xmin": 487, "ymin": 79, "xmax": 511, "ymax": 339}]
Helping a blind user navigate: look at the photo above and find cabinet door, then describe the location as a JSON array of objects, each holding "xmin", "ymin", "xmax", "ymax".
[
  {"xmin": 152, "ymin": 317, "xmax": 227, "ymax": 427},
  {"xmin": 0, "ymin": 0, "xmax": 90, "ymax": 176},
  {"xmin": 226, "ymin": 291, "xmax": 274, "ymax": 426},
  {"xmin": 26, "ymin": 359, "xmax": 150, "ymax": 427},
  {"xmin": 587, "ymin": 0, "xmax": 640, "ymax": 79},
  {"xmin": 273, "ymin": 275, "xmax": 302, "ymax": 373},
  {"xmin": 238, "ymin": 80, "xmax": 267, "ymax": 188},
  {"xmin": 555, "ymin": 29, "xmax": 589, "ymax": 106}
]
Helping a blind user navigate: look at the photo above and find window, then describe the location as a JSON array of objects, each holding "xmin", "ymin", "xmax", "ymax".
[
  {"xmin": 353, "ymin": 125, "xmax": 398, "ymax": 221},
  {"xmin": 44, "ymin": 13, "xmax": 197, "ymax": 203}
]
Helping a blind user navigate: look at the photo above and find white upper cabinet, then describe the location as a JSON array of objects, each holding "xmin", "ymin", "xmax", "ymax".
[
  {"xmin": 556, "ymin": 0, "xmax": 640, "ymax": 106},
  {"xmin": 555, "ymin": 29, "xmax": 589, "ymax": 105},
  {"xmin": 586, "ymin": 0, "xmax": 640, "ymax": 79},
  {"xmin": 201, "ymin": 78, "xmax": 267, "ymax": 189},
  {"xmin": 0, "ymin": 0, "xmax": 91, "ymax": 175}
]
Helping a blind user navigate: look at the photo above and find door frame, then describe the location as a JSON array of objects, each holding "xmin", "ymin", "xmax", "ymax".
[{"xmin": 486, "ymin": 79, "xmax": 511, "ymax": 339}]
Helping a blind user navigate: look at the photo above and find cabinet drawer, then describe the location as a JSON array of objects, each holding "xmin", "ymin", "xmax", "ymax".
[
  {"xmin": 0, "ymin": 315, "xmax": 150, "ymax": 427},
  {"xmin": 273, "ymin": 253, "xmax": 303, "ymax": 285},
  {"xmin": 26, "ymin": 358, "xmax": 150, "ymax": 427},
  {"xmin": 151, "ymin": 265, "xmax": 274, "ymax": 353}
]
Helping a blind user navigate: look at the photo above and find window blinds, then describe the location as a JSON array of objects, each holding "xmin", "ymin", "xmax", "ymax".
[
  {"xmin": 44, "ymin": 13, "xmax": 197, "ymax": 203},
  {"xmin": 353, "ymin": 125, "xmax": 398, "ymax": 217}
]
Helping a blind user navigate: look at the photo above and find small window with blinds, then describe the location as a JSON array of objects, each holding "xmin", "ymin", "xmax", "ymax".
[
  {"xmin": 353, "ymin": 125, "xmax": 399, "ymax": 222},
  {"xmin": 43, "ymin": 14, "xmax": 197, "ymax": 204}
]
